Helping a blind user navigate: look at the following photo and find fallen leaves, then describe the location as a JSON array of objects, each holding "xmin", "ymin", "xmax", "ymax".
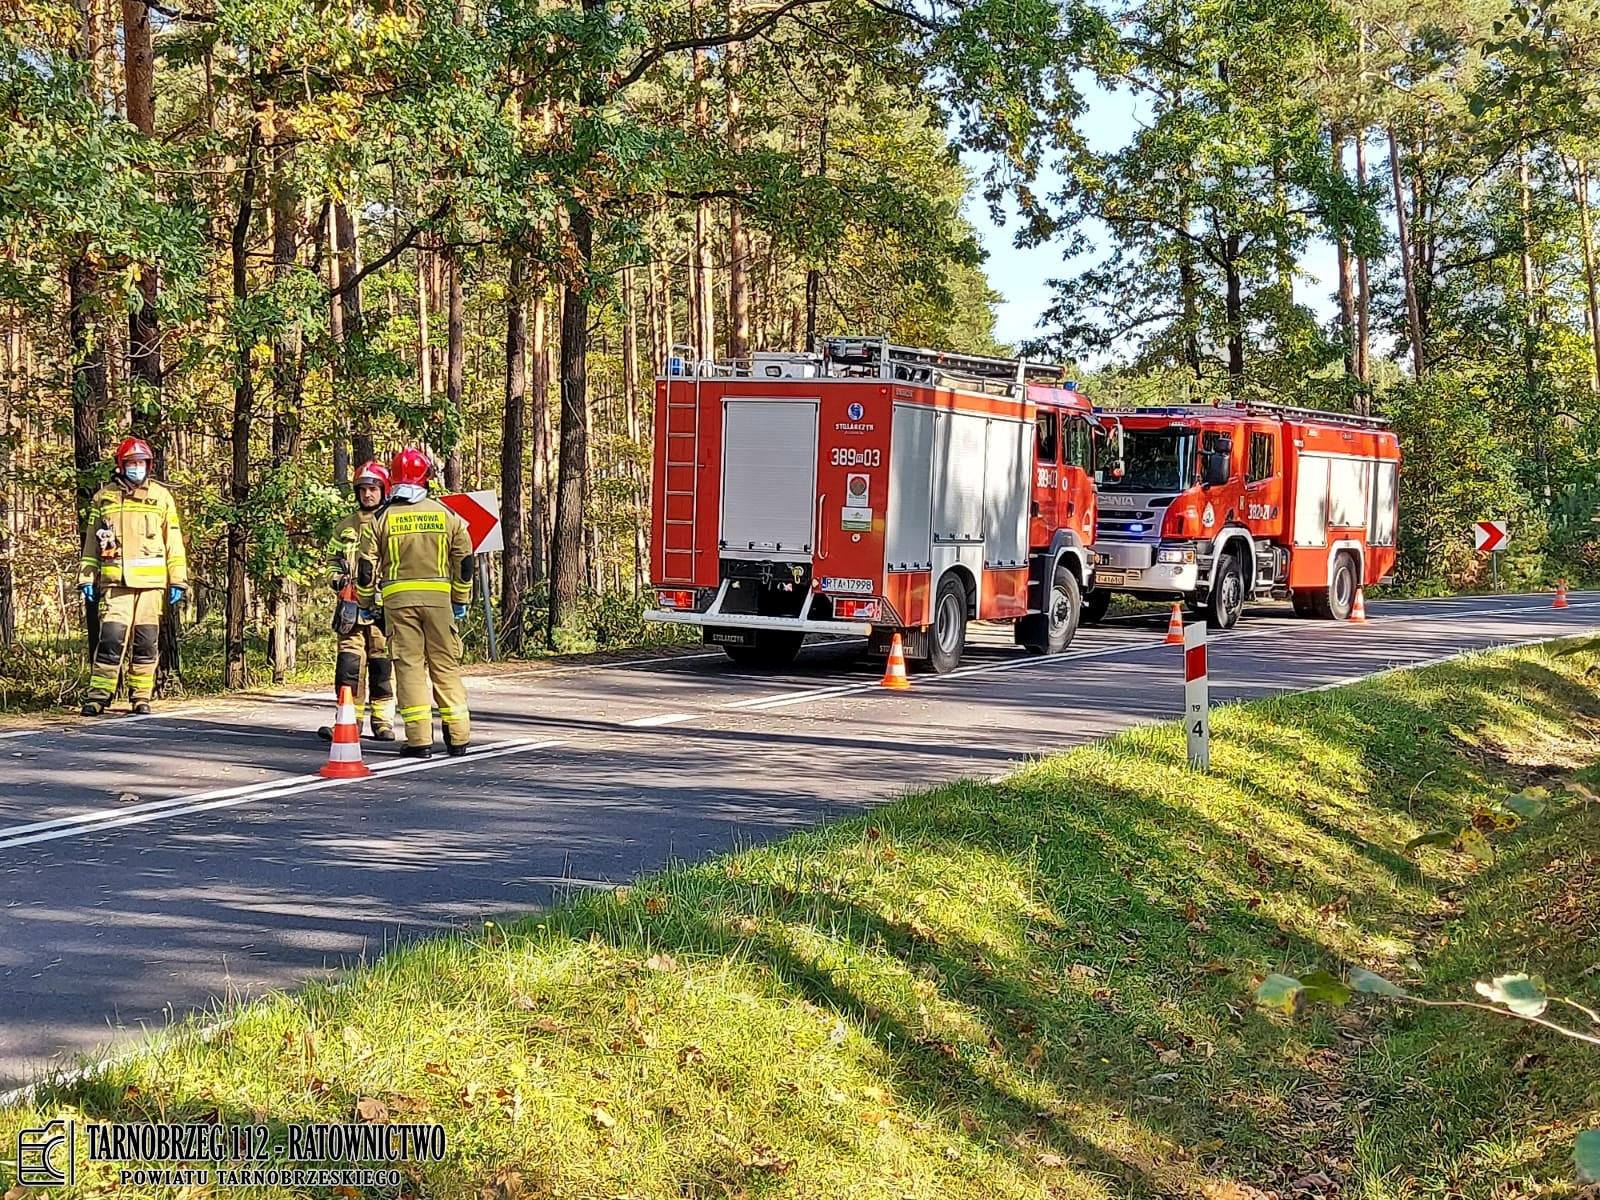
[
  {"xmin": 590, "ymin": 1105, "xmax": 616, "ymax": 1130},
  {"xmin": 643, "ymin": 953, "xmax": 677, "ymax": 972},
  {"xmin": 355, "ymin": 1095, "xmax": 389, "ymax": 1123}
]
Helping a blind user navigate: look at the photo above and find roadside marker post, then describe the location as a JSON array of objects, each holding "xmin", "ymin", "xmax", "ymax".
[{"xmin": 1184, "ymin": 619, "xmax": 1210, "ymax": 772}]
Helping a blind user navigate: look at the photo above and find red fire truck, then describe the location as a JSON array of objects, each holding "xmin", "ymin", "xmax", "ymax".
[
  {"xmin": 644, "ymin": 338, "xmax": 1115, "ymax": 672},
  {"xmin": 1086, "ymin": 403, "xmax": 1401, "ymax": 628}
]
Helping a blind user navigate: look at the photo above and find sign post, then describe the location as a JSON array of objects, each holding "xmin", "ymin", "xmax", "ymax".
[
  {"xmin": 1474, "ymin": 520, "xmax": 1508, "ymax": 591},
  {"xmin": 1183, "ymin": 619, "xmax": 1209, "ymax": 772},
  {"xmin": 441, "ymin": 490, "xmax": 504, "ymax": 661}
]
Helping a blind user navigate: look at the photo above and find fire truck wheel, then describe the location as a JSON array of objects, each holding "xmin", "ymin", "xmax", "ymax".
[
  {"xmin": 1327, "ymin": 553, "xmax": 1357, "ymax": 620},
  {"xmin": 926, "ymin": 576, "xmax": 969, "ymax": 674},
  {"xmin": 1019, "ymin": 565, "xmax": 1081, "ymax": 655},
  {"xmin": 721, "ymin": 631, "xmax": 804, "ymax": 669},
  {"xmin": 1080, "ymin": 588, "xmax": 1111, "ymax": 626},
  {"xmin": 1205, "ymin": 552, "xmax": 1246, "ymax": 630}
]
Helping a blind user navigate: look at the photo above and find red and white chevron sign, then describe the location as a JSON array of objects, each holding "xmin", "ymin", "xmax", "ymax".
[
  {"xmin": 1473, "ymin": 520, "xmax": 1508, "ymax": 553},
  {"xmin": 441, "ymin": 490, "xmax": 504, "ymax": 555}
]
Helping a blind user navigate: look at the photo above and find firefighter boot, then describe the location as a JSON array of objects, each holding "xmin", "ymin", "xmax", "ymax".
[
  {"xmin": 398, "ymin": 744, "xmax": 432, "ymax": 760},
  {"xmin": 367, "ymin": 646, "xmax": 396, "ymax": 741}
]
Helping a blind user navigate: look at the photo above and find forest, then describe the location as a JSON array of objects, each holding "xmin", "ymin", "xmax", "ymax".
[{"xmin": 0, "ymin": 0, "xmax": 1597, "ymax": 700}]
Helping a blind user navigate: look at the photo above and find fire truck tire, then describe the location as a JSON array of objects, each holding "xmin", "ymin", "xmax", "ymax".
[
  {"xmin": 925, "ymin": 576, "xmax": 969, "ymax": 674},
  {"xmin": 1327, "ymin": 553, "xmax": 1357, "ymax": 620},
  {"xmin": 1018, "ymin": 565, "xmax": 1080, "ymax": 654},
  {"xmin": 1080, "ymin": 588, "xmax": 1111, "ymax": 626},
  {"xmin": 721, "ymin": 631, "xmax": 804, "ymax": 668},
  {"xmin": 1205, "ymin": 552, "xmax": 1246, "ymax": 630}
]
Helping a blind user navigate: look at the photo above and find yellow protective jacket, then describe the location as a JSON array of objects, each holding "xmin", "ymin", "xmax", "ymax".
[
  {"xmin": 78, "ymin": 479, "xmax": 188, "ymax": 591},
  {"xmin": 328, "ymin": 509, "xmax": 376, "ymax": 588},
  {"xmin": 358, "ymin": 497, "xmax": 473, "ymax": 611}
]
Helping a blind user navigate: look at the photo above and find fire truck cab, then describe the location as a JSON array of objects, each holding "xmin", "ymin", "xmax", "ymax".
[
  {"xmin": 1088, "ymin": 404, "xmax": 1400, "ymax": 628},
  {"xmin": 644, "ymin": 338, "xmax": 1113, "ymax": 672}
]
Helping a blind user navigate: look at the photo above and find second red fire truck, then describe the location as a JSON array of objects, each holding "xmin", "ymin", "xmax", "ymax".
[
  {"xmin": 644, "ymin": 338, "xmax": 1117, "ymax": 671},
  {"xmin": 1085, "ymin": 403, "xmax": 1401, "ymax": 628}
]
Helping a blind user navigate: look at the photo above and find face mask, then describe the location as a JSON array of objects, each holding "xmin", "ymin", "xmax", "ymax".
[
  {"xmin": 123, "ymin": 462, "xmax": 148, "ymax": 485},
  {"xmin": 392, "ymin": 483, "xmax": 427, "ymax": 503}
]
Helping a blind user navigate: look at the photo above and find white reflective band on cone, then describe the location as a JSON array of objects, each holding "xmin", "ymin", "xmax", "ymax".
[{"xmin": 328, "ymin": 742, "xmax": 363, "ymax": 762}]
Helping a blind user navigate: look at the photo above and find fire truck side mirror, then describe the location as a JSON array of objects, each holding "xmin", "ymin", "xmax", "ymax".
[{"xmin": 1202, "ymin": 451, "xmax": 1231, "ymax": 488}]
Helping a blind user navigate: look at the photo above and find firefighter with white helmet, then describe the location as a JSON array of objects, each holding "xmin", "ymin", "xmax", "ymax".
[
  {"xmin": 78, "ymin": 436, "xmax": 187, "ymax": 715},
  {"xmin": 318, "ymin": 459, "xmax": 397, "ymax": 742},
  {"xmin": 356, "ymin": 448, "xmax": 473, "ymax": 758}
]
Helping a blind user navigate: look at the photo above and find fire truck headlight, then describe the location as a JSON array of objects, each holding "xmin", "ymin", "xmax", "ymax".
[{"xmin": 1157, "ymin": 548, "xmax": 1197, "ymax": 564}]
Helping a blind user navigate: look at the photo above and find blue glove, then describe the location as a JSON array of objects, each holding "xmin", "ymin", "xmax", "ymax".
[
  {"xmin": 168, "ymin": 586, "xmax": 186, "ymax": 607},
  {"xmin": 80, "ymin": 583, "xmax": 96, "ymax": 604},
  {"xmin": 452, "ymin": 603, "xmax": 468, "ymax": 621},
  {"xmin": 359, "ymin": 608, "xmax": 376, "ymax": 624}
]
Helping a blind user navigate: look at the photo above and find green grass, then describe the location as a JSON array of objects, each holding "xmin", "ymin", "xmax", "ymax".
[{"xmin": 4, "ymin": 640, "xmax": 1600, "ymax": 1198}]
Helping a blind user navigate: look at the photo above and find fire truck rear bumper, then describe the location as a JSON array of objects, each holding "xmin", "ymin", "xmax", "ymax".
[{"xmin": 644, "ymin": 610, "xmax": 873, "ymax": 635}]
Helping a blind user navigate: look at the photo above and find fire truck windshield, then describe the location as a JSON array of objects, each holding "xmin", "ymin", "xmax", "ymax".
[{"xmin": 1105, "ymin": 427, "xmax": 1196, "ymax": 492}]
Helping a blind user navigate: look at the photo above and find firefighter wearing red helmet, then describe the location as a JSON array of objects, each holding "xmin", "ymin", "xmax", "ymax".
[
  {"xmin": 356, "ymin": 447, "xmax": 473, "ymax": 757},
  {"xmin": 77, "ymin": 436, "xmax": 188, "ymax": 715},
  {"xmin": 317, "ymin": 460, "xmax": 396, "ymax": 742}
]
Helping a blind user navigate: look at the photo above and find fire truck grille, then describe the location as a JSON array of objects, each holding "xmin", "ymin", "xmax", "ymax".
[{"xmin": 1096, "ymin": 496, "xmax": 1175, "ymax": 542}]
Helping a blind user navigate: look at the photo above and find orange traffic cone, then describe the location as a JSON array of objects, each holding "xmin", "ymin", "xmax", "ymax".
[
  {"xmin": 881, "ymin": 633, "xmax": 911, "ymax": 690},
  {"xmin": 1350, "ymin": 587, "xmax": 1368, "ymax": 622},
  {"xmin": 1163, "ymin": 602, "xmax": 1184, "ymax": 645},
  {"xmin": 320, "ymin": 684, "xmax": 372, "ymax": 779},
  {"xmin": 1554, "ymin": 579, "xmax": 1569, "ymax": 609}
]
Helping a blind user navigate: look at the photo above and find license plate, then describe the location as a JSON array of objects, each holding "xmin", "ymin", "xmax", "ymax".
[
  {"xmin": 820, "ymin": 576, "xmax": 873, "ymax": 594},
  {"xmin": 1096, "ymin": 570, "xmax": 1126, "ymax": 586}
]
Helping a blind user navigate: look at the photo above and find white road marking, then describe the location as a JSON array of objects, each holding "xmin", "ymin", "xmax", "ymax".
[
  {"xmin": 0, "ymin": 739, "xmax": 567, "ymax": 851},
  {"xmin": 625, "ymin": 712, "xmax": 698, "ymax": 728}
]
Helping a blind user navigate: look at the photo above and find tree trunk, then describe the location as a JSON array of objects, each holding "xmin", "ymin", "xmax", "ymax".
[
  {"xmin": 805, "ymin": 102, "xmax": 829, "ymax": 350},
  {"xmin": 500, "ymin": 249, "xmax": 529, "ymax": 650},
  {"xmin": 1572, "ymin": 157, "xmax": 1600, "ymax": 394},
  {"xmin": 1518, "ymin": 148, "xmax": 1537, "ymax": 398},
  {"xmin": 445, "ymin": 243, "xmax": 465, "ymax": 490},
  {"xmin": 0, "ymin": 317, "xmax": 14, "ymax": 645},
  {"xmin": 335, "ymin": 202, "xmax": 371, "ymax": 470},
  {"xmin": 69, "ymin": 256, "xmax": 107, "ymax": 556},
  {"xmin": 1354, "ymin": 131, "xmax": 1371, "ymax": 385},
  {"xmin": 547, "ymin": 205, "xmax": 593, "ymax": 642},
  {"xmin": 1223, "ymin": 232, "xmax": 1243, "ymax": 389},
  {"xmin": 622, "ymin": 266, "xmax": 647, "ymax": 593},
  {"xmin": 225, "ymin": 132, "xmax": 260, "ymax": 691},
  {"xmin": 122, "ymin": 0, "xmax": 162, "ymax": 454},
  {"xmin": 724, "ymin": 18, "xmax": 750, "ymax": 361},
  {"xmin": 529, "ymin": 286, "xmax": 549, "ymax": 586},
  {"xmin": 327, "ymin": 203, "xmax": 349, "ymax": 486},
  {"xmin": 1387, "ymin": 127, "xmax": 1426, "ymax": 380},
  {"xmin": 268, "ymin": 144, "xmax": 302, "ymax": 682},
  {"xmin": 1332, "ymin": 126, "xmax": 1358, "ymax": 385}
]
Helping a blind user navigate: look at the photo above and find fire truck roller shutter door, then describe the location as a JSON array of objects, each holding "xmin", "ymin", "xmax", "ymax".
[{"xmin": 720, "ymin": 399, "xmax": 819, "ymax": 558}]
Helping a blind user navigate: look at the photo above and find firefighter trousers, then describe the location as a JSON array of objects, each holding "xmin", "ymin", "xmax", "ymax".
[
  {"xmin": 88, "ymin": 585, "xmax": 163, "ymax": 703},
  {"xmin": 335, "ymin": 621, "xmax": 395, "ymax": 734},
  {"xmin": 385, "ymin": 605, "xmax": 469, "ymax": 749}
]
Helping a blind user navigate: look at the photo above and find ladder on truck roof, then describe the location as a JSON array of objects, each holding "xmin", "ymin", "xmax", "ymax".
[
  {"xmin": 823, "ymin": 337, "xmax": 1067, "ymax": 396},
  {"xmin": 1097, "ymin": 400, "xmax": 1391, "ymax": 431},
  {"xmin": 659, "ymin": 348, "xmax": 706, "ymax": 581}
]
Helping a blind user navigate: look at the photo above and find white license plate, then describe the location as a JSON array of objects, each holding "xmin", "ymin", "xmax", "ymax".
[{"xmin": 820, "ymin": 576, "xmax": 873, "ymax": 594}]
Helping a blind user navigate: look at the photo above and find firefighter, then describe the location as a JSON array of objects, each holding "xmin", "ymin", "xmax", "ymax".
[
  {"xmin": 317, "ymin": 460, "xmax": 396, "ymax": 742},
  {"xmin": 357, "ymin": 448, "xmax": 473, "ymax": 758},
  {"xmin": 78, "ymin": 437, "xmax": 187, "ymax": 716}
]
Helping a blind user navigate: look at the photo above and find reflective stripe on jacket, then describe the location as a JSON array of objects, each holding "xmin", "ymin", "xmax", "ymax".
[
  {"xmin": 78, "ymin": 480, "xmax": 188, "ymax": 590},
  {"xmin": 329, "ymin": 509, "xmax": 375, "ymax": 586},
  {"xmin": 358, "ymin": 498, "xmax": 473, "ymax": 610}
]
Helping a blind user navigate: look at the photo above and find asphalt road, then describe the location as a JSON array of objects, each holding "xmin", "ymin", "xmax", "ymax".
[{"xmin": 1, "ymin": 591, "xmax": 1595, "ymax": 1088}]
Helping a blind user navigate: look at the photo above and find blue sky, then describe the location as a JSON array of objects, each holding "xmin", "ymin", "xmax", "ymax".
[{"xmin": 963, "ymin": 81, "xmax": 1341, "ymax": 355}]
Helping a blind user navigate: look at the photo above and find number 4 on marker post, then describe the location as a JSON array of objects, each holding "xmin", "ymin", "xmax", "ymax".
[{"xmin": 1183, "ymin": 620, "xmax": 1210, "ymax": 772}]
